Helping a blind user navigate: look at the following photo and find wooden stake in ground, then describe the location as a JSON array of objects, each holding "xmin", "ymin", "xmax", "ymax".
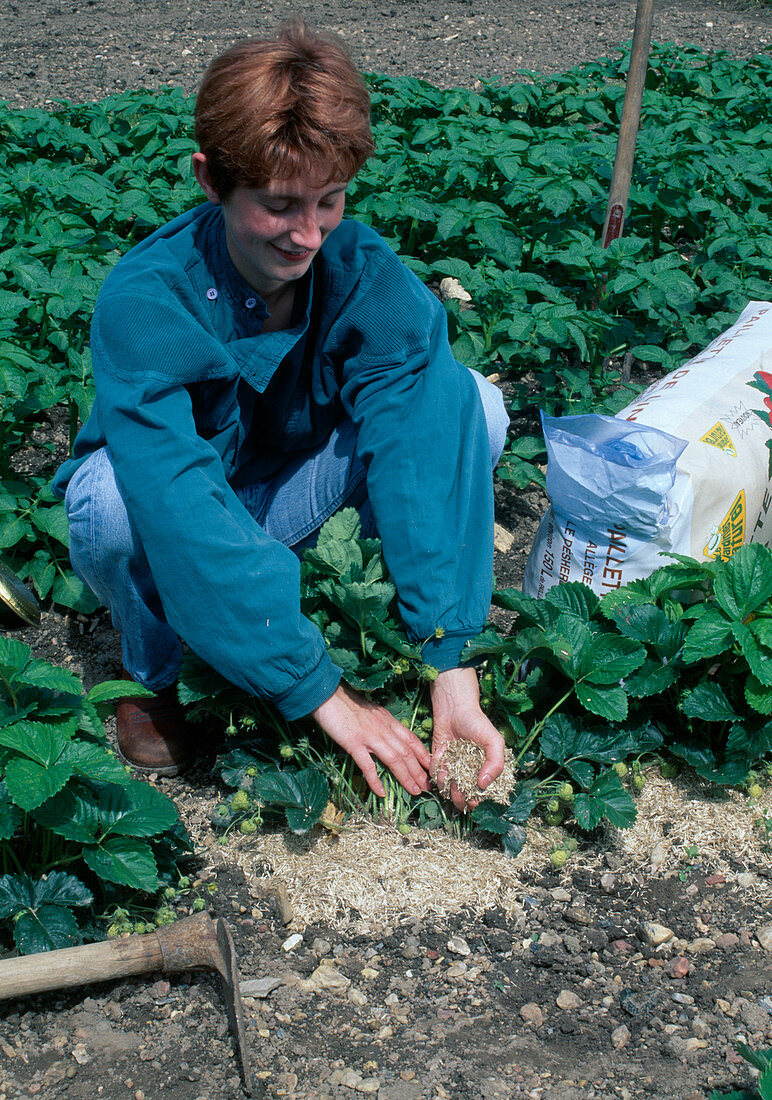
[{"xmin": 601, "ymin": 0, "xmax": 656, "ymax": 247}]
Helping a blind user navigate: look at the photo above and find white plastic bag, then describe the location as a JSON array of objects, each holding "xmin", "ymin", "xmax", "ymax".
[{"xmin": 524, "ymin": 301, "xmax": 772, "ymax": 598}]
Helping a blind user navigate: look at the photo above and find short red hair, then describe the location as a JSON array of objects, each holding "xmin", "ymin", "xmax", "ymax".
[{"xmin": 194, "ymin": 21, "xmax": 375, "ymax": 198}]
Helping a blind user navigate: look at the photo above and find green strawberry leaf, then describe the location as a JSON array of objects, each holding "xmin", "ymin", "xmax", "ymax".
[
  {"xmin": 15, "ymin": 660, "xmax": 82, "ymax": 696},
  {"xmin": 707, "ymin": 1090, "xmax": 757, "ymax": 1100},
  {"xmin": 83, "ymin": 836, "xmax": 159, "ymax": 892},
  {"xmin": 65, "ymin": 740, "xmax": 130, "ymax": 784},
  {"xmin": 714, "ymin": 544, "xmax": 772, "ymax": 622},
  {"xmin": 746, "ymin": 676, "xmax": 772, "ymax": 715},
  {"xmin": 14, "ymin": 904, "xmax": 83, "ymax": 955},
  {"xmin": 574, "ymin": 769, "xmax": 636, "ymax": 831},
  {"xmin": 0, "ymin": 637, "xmax": 32, "ymax": 683},
  {"xmin": 86, "ymin": 679, "xmax": 154, "ymax": 706},
  {"xmin": 4, "ymin": 758, "xmax": 72, "ymax": 810},
  {"xmin": 735, "ymin": 1043, "xmax": 772, "ymax": 1072},
  {"xmin": 680, "ymin": 682, "xmax": 739, "ymax": 722},
  {"xmin": 32, "ymin": 786, "xmax": 101, "ymax": 843},
  {"xmin": 623, "ymin": 658, "xmax": 678, "ymax": 698},
  {"xmin": 252, "ymin": 768, "xmax": 329, "ymax": 834},
  {"xmin": 98, "ymin": 782, "xmax": 179, "ymax": 838},
  {"xmin": 0, "ymin": 783, "xmax": 22, "ymax": 840},
  {"xmin": 576, "ymin": 682, "xmax": 629, "ymax": 721},
  {"xmin": 733, "ymin": 622, "xmax": 772, "ymax": 686},
  {"xmin": 492, "ymin": 587, "xmax": 554, "ymax": 629},
  {"xmin": 758, "ymin": 1068, "xmax": 772, "ymax": 1100},
  {"xmin": 544, "ymin": 581, "xmax": 599, "ymax": 621},
  {"xmin": 501, "ymin": 824, "xmax": 527, "ymax": 858},
  {"xmin": 32, "ymin": 869, "xmax": 93, "ymax": 909},
  {"xmin": 582, "ymin": 634, "xmax": 646, "ymax": 685},
  {"xmin": 544, "ymin": 615, "xmax": 595, "ymax": 680},
  {"xmin": 51, "ymin": 570, "xmax": 101, "ymax": 614},
  {"xmin": 682, "ymin": 610, "xmax": 733, "ymax": 664}
]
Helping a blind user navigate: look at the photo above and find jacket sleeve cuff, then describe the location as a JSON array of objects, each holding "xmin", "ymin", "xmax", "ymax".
[
  {"xmin": 418, "ymin": 629, "xmax": 480, "ymax": 672},
  {"xmin": 271, "ymin": 652, "xmax": 342, "ymax": 721}
]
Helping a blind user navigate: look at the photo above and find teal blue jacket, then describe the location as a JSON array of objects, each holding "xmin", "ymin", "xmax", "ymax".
[{"xmin": 54, "ymin": 204, "xmax": 494, "ymax": 719}]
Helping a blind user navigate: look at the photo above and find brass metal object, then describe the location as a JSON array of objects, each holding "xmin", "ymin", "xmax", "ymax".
[{"xmin": 0, "ymin": 560, "xmax": 40, "ymax": 628}]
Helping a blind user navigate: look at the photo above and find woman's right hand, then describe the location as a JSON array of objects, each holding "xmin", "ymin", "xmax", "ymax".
[{"xmin": 312, "ymin": 683, "xmax": 432, "ymax": 798}]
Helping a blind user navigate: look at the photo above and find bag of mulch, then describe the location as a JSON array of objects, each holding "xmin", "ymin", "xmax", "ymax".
[{"xmin": 524, "ymin": 301, "xmax": 772, "ymax": 599}]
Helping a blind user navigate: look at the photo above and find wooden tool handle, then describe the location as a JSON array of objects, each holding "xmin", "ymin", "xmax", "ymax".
[
  {"xmin": 601, "ymin": 0, "xmax": 656, "ymax": 246},
  {"xmin": 0, "ymin": 931, "xmax": 164, "ymax": 1000},
  {"xmin": 0, "ymin": 913, "xmax": 220, "ymax": 1001}
]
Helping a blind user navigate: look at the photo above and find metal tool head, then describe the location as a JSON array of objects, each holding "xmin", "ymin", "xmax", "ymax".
[
  {"xmin": 0, "ymin": 559, "xmax": 40, "ymax": 628},
  {"xmin": 155, "ymin": 912, "xmax": 254, "ymax": 1095},
  {"xmin": 214, "ymin": 917, "xmax": 254, "ymax": 1097}
]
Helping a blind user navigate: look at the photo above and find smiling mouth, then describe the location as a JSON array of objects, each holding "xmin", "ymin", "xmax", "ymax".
[{"xmin": 270, "ymin": 244, "xmax": 313, "ymax": 262}]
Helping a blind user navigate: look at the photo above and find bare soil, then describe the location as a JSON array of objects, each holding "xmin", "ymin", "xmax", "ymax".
[{"xmin": 2, "ymin": 4, "xmax": 772, "ymax": 1100}]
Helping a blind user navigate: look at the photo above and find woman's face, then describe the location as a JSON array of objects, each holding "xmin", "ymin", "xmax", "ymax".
[{"xmin": 193, "ymin": 153, "xmax": 348, "ymax": 298}]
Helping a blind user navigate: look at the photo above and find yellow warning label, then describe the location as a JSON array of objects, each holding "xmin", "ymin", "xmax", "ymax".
[
  {"xmin": 704, "ymin": 490, "xmax": 746, "ymax": 562},
  {"xmin": 700, "ymin": 422, "xmax": 737, "ymax": 457}
]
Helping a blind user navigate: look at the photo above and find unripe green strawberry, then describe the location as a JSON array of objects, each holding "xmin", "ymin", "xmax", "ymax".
[
  {"xmin": 660, "ymin": 761, "xmax": 679, "ymax": 779},
  {"xmin": 230, "ymin": 790, "xmax": 250, "ymax": 811},
  {"xmin": 549, "ymin": 849, "xmax": 568, "ymax": 869},
  {"xmin": 612, "ymin": 762, "xmax": 629, "ymax": 779},
  {"xmin": 547, "ymin": 798, "xmax": 561, "ymax": 814},
  {"xmin": 557, "ymin": 782, "xmax": 575, "ymax": 803},
  {"xmin": 421, "ymin": 717, "xmax": 434, "ymax": 733},
  {"xmin": 564, "ymin": 837, "xmax": 579, "ymax": 853},
  {"xmin": 420, "ymin": 665, "xmax": 439, "ymax": 682},
  {"xmin": 748, "ymin": 783, "xmax": 764, "ymax": 800},
  {"xmin": 239, "ymin": 819, "xmax": 258, "ymax": 835},
  {"xmin": 632, "ymin": 773, "xmax": 646, "ymax": 791},
  {"xmin": 545, "ymin": 810, "xmax": 564, "ymax": 826},
  {"xmin": 279, "ymin": 744, "xmax": 295, "ymax": 759}
]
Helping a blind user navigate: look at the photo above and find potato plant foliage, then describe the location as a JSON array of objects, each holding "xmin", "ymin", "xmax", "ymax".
[{"xmin": 0, "ymin": 45, "xmax": 770, "ymax": 607}]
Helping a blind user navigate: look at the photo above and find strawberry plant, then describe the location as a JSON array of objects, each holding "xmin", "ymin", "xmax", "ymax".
[
  {"xmin": 463, "ymin": 544, "xmax": 772, "ymax": 853},
  {"xmin": 710, "ymin": 1044, "xmax": 772, "ymax": 1099},
  {"xmin": 178, "ymin": 515, "xmax": 772, "ymax": 858},
  {"xmin": 178, "ymin": 510, "xmax": 444, "ymax": 834},
  {"xmin": 0, "ymin": 638, "xmax": 192, "ymax": 953}
]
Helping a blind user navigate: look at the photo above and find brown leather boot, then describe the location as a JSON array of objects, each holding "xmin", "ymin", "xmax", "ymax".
[{"xmin": 116, "ymin": 669, "xmax": 192, "ymax": 777}]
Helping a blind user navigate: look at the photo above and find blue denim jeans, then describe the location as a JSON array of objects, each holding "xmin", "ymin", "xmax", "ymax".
[{"xmin": 65, "ymin": 371, "xmax": 509, "ymax": 690}]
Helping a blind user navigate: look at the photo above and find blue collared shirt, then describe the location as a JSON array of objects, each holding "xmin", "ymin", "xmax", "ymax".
[{"xmin": 54, "ymin": 203, "xmax": 494, "ymax": 718}]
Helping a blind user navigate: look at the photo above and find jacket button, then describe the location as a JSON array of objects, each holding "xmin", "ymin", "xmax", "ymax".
[
  {"xmin": 245, "ymin": 297, "xmax": 257, "ymax": 309},
  {"xmin": 206, "ymin": 287, "xmax": 218, "ymax": 300}
]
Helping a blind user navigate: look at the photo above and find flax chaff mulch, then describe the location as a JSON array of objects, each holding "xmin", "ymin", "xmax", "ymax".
[{"xmin": 187, "ymin": 770, "xmax": 772, "ymax": 933}]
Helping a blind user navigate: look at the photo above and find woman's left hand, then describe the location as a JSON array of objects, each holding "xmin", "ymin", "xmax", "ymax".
[{"xmin": 429, "ymin": 666, "xmax": 505, "ymax": 811}]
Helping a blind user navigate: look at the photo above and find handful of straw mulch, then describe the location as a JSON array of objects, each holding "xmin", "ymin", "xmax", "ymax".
[{"xmin": 433, "ymin": 741, "xmax": 516, "ymax": 805}]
